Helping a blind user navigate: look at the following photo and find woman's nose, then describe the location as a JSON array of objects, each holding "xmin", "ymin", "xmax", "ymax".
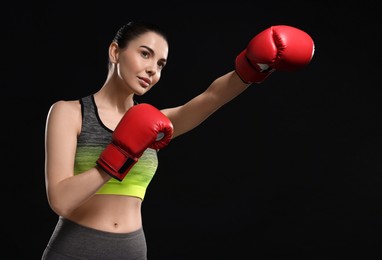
[{"xmin": 146, "ymin": 63, "xmax": 157, "ymax": 75}]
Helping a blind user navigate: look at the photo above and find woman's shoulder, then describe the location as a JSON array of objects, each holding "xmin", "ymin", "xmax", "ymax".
[
  {"xmin": 48, "ymin": 99, "xmax": 82, "ymax": 122},
  {"xmin": 51, "ymin": 98, "xmax": 81, "ymax": 111}
]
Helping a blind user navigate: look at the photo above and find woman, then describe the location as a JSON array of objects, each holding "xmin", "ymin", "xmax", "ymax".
[{"xmin": 42, "ymin": 21, "xmax": 314, "ymax": 259}]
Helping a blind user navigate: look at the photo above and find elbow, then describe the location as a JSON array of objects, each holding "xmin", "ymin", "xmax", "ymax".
[{"xmin": 48, "ymin": 196, "xmax": 74, "ymax": 218}]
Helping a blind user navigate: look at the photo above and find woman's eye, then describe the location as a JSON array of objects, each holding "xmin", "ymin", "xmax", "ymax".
[
  {"xmin": 141, "ymin": 51, "xmax": 150, "ymax": 58},
  {"xmin": 158, "ymin": 63, "xmax": 165, "ymax": 70}
]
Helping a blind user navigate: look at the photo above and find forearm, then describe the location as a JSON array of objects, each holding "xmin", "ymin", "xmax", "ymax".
[
  {"xmin": 189, "ymin": 70, "xmax": 251, "ymax": 119},
  {"xmin": 205, "ymin": 70, "xmax": 251, "ymax": 107},
  {"xmin": 47, "ymin": 166, "xmax": 110, "ymax": 217},
  {"xmin": 165, "ymin": 70, "xmax": 251, "ymax": 138}
]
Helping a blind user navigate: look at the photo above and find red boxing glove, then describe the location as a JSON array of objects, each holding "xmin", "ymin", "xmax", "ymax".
[
  {"xmin": 235, "ymin": 25, "xmax": 315, "ymax": 84},
  {"xmin": 97, "ymin": 103, "xmax": 173, "ymax": 181}
]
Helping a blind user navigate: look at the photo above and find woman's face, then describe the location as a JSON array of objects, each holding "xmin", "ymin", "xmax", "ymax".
[{"xmin": 115, "ymin": 31, "xmax": 168, "ymax": 96}]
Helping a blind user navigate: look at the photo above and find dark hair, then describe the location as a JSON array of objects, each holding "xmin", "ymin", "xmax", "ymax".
[{"xmin": 113, "ymin": 21, "xmax": 168, "ymax": 49}]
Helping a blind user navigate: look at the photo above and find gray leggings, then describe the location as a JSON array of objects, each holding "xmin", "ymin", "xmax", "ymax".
[{"xmin": 42, "ymin": 217, "xmax": 147, "ymax": 260}]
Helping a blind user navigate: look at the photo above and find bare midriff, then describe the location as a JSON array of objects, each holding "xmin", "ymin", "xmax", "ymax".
[{"xmin": 67, "ymin": 194, "xmax": 143, "ymax": 233}]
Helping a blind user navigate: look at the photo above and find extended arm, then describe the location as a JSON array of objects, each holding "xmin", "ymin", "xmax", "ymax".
[{"xmin": 163, "ymin": 25, "xmax": 314, "ymax": 138}]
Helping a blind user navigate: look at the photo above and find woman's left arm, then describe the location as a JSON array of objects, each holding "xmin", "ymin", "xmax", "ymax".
[
  {"xmin": 162, "ymin": 70, "xmax": 250, "ymax": 139},
  {"xmin": 162, "ymin": 25, "xmax": 315, "ymax": 139}
]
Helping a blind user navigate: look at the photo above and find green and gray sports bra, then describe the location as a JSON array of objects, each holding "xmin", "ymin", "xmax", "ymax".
[{"xmin": 74, "ymin": 95, "xmax": 158, "ymax": 200}]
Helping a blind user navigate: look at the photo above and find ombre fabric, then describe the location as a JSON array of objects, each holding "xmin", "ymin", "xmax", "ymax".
[{"xmin": 74, "ymin": 95, "xmax": 158, "ymax": 200}]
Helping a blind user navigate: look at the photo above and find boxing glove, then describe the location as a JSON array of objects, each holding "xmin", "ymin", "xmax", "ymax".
[
  {"xmin": 235, "ymin": 25, "xmax": 315, "ymax": 84},
  {"xmin": 97, "ymin": 103, "xmax": 174, "ymax": 181}
]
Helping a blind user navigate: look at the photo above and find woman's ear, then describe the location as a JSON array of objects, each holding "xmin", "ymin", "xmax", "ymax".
[{"xmin": 109, "ymin": 42, "xmax": 119, "ymax": 64}]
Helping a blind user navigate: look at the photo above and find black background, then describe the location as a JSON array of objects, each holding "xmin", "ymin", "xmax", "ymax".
[{"xmin": 2, "ymin": 1, "xmax": 382, "ymax": 259}]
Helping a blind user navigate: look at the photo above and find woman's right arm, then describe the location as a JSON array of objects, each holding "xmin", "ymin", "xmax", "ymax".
[{"xmin": 44, "ymin": 100, "xmax": 111, "ymax": 217}]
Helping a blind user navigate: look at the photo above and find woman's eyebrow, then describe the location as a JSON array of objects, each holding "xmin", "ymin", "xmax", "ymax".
[{"xmin": 140, "ymin": 45, "xmax": 167, "ymax": 63}]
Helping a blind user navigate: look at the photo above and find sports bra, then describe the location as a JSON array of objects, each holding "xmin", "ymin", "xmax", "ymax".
[{"xmin": 73, "ymin": 95, "xmax": 158, "ymax": 200}]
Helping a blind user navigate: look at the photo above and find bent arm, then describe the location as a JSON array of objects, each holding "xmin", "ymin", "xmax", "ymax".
[
  {"xmin": 162, "ymin": 70, "xmax": 250, "ymax": 138},
  {"xmin": 44, "ymin": 101, "xmax": 111, "ymax": 217}
]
